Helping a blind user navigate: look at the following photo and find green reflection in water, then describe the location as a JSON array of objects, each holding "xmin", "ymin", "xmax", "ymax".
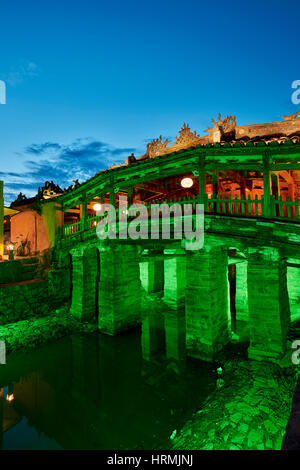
[{"xmin": 0, "ymin": 309, "xmax": 216, "ymax": 450}]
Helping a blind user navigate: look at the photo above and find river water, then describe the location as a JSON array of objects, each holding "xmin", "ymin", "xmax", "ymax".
[{"xmin": 0, "ymin": 308, "xmax": 217, "ymax": 450}]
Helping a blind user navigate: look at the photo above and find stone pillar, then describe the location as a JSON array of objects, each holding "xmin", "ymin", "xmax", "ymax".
[
  {"xmin": 140, "ymin": 252, "xmax": 164, "ymax": 295},
  {"xmin": 98, "ymin": 244, "xmax": 142, "ymax": 334},
  {"xmin": 163, "ymin": 251, "xmax": 186, "ymax": 309},
  {"xmin": 185, "ymin": 245, "xmax": 230, "ymax": 361},
  {"xmin": 287, "ymin": 261, "xmax": 300, "ymax": 322},
  {"xmin": 235, "ymin": 260, "xmax": 249, "ymax": 321},
  {"xmin": 70, "ymin": 247, "xmax": 99, "ymax": 322},
  {"xmin": 248, "ymin": 247, "xmax": 290, "ymax": 362}
]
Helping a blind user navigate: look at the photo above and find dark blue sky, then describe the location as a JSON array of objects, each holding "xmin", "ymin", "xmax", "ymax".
[{"xmin": 0, "ymin": 0, "xmax": 299, "ymax": 203}]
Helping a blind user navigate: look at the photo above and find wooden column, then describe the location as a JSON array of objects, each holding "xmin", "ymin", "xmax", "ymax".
[
  {"xmin": 197, "ymin": 153, "xmax": 206, "ymax": 207},
  {"xmin": 263, "ymin": 152, "xmax": 272, "ymax": 218},
  {"xmin": 212, "ymin": 170, "xmax": 218, "ymax": 212},
  {"xmin": 109, "ymin": 174, "xmax": 116, "ymax": 207},
  {"xmin": 127, "ymin": 188, "xmax": 133, "ymax": 206},
  {"xmin": 240, "ymin": 172, "xmax": 246, "ymax": 199},
  {"xmin": 80, "ymin": 192, "xmax": 87, "ymax": 231},
  {"xmin": 212, "ymin": 171, "xmax": 218, "ymax": 196},
  {"xmin": 109, "ymin": 189, "xmax": 115, "ymax": 206}
]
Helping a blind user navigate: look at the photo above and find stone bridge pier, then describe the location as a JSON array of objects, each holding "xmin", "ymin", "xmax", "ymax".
[
  {"xmin": 183, "ymin": 242, "xmax": 291, "ymax": 363},
  {"xmin": 70, "ymin": 246, "xmax": 99, "ymax": 322},
  {"xmin": 98, "ymin": 244, "xmax": 142, "ymax": 335},
  {"xmin": 69, "ymin": 242, "xmax": 143, "ymax": 334},
  {"xmin": 247, "ymin": 247, "xmax": 290, "ymax": 362},
  {"xmin": 185, "ymin": 245, "xmax": 230, "ymax": 361},
  {"xmin": 59, "ymin": 228, "xmax": 295, "ymax": 364}
]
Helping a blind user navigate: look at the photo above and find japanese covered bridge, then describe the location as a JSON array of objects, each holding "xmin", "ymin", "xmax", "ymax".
[{"xmin": 45, "ymin": 112, "xmax": 300, "ymax": 363}]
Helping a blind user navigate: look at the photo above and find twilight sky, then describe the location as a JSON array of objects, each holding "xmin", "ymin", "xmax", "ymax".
[{"xmin": 0, "ymin": 0, "xmax": 300, "ymax": 204}]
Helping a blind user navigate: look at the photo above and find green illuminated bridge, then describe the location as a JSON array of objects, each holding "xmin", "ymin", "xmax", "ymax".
[{"xmin": 44, "ymin": 138, "xmax": 300, "ymax": 363}]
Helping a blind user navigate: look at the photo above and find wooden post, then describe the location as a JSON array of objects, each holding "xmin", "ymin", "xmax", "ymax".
[
  {"xmin": 80, "ymin": 192, "xmax": 87, "ymax": 231},
  {"xmin": 198, "ymin": 153, "xmax": 206, "ymax": 208},
  {"xmin": 109, "ymin": 175, "xmax": 116, "ymax": 207},
  {"xmin": 212, "ymin": 170, "xmax": 218, "ymax": 213},
  {"xmin": 127, "ymin": 188, "xmax": 133, "ymax": 206},
  {"xmin": 109, "ymin": 189, "xmax": 115, "ymax": 206},
  {"xmin": 263, "ymin": 151, "xmax": 272, "ymax": 218}
]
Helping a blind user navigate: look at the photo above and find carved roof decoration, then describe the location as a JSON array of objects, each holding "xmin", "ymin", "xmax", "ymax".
[
  {"xmin": 282, "ymin": 111, "xmax": 300, "ymax": 121},
  {"xmin": 174, "ymin": 122, "xmax": 202, "ymax": 147},
  {"xmin": 205, "ymin": 113, "xmax": 237, "ymax": 134},
  {"xmin": 133, "ymin": 112, "xmax": 300, "ymax": 162},
  {"xmin": 138, "ymin": 123, "xmax": 204, "ymax": 160},
  {"xmin": 145, "ymin": 135, "xmax": 172, "ymax": 159},
  {"xmin": 51, "ymin": 111, "xmax": 300, "ymax": 200}
]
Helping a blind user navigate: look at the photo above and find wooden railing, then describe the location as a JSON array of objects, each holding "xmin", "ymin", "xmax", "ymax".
[
  {"xmin": 62, "ymin": 220, "xmax": 83, "ymax": 237},
  {"xmin": 60, "ymin": 194, "xmax": 300, "ymax": 238},
  {"xmin": 273, "ymin": 196, "xmax": 300, "ymax": 220},
  {"xmin": 207, "ymin": 194, "xmax": 263, "ymax": 217}
]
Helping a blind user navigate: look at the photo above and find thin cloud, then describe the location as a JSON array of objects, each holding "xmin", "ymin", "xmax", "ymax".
[
  {"xmin": 3, "ymin": 138, "xmax": 136, "ymax": 204},
  {"xmin": 5, "ymin": 60, "xmax": 40, "ymax": 87}
]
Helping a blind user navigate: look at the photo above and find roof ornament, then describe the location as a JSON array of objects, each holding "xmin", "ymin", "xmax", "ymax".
[
  {"xmin": 211, "ymin": 113, "xmax": 236, "ymax": 133},
  {"xmin": 145, "ymin": 135, "xmax": 172, "ymax": 158},
  {"xmin": 142, "ymin": 123, "xmax": 202, "ymax": 159},
  {"xmin": 204, "ymin": 113, "xmax": 237, "ymax": 143},
  {"xmin": 282, "ymin": 111, "xmax": 300, "ymax": 121},
  {"xmin": 174, "ymin": 123, "xmax": 201, "ymax": 147}
]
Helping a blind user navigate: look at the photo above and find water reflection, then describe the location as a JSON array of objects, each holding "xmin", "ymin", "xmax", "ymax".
[{"xmin": 0, "ymin": 307, "xmax": 216, "ymax": 450}]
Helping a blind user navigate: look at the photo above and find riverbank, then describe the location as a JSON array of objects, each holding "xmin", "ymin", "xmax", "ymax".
[
  {"xmin": 172, "ymin": 338, "xmax": 300, "ymax": 451},
  {"xmin": 0, "ymin": 304, "xmax": 98, "ymax": 356}
]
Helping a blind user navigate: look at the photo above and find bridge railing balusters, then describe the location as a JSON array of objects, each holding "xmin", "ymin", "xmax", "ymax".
[{"xmin": 60, "ymin": 193, "xmax": 300, "ymax": 238}]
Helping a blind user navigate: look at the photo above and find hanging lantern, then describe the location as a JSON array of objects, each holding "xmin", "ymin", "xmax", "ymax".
[
  {"xmin": 181, "ymin": 177, "xmax": 193, "ymax": 188},
  {"xmin": 93, "ymin": 203, "xmax": 102, "ymax": 212}
]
